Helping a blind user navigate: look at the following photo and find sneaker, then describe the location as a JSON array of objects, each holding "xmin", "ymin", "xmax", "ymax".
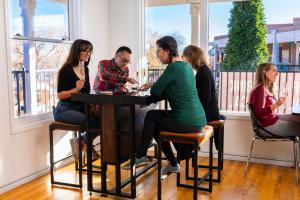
[
  {"xmin": 161, "ymin": 163, "xmax": 180, "ymax": 174},
  {"xmin": 122, "ymin": 156, "xmax": 148, "ymax": 170},
  {"xmin": 69, "ymin": 138, "xmax": 79, "ymax": 162}
]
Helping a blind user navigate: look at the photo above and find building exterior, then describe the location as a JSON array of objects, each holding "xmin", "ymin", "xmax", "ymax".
[{"xmin": 213, "ymin": 17, "xmax": 300, "ymax": 67}]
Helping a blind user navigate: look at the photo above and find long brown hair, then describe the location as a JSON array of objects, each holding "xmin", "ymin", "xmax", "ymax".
[
  {"xmin": 182, "ymin": 45, "xmax": 208, "ymax": 70},
  {"xmin": 255, "ymin": 63, "xmax": 276, "ymax": 94},
  {"xmin": 57, "ymin": 39, "xmax": 93, "ymax": 82}
]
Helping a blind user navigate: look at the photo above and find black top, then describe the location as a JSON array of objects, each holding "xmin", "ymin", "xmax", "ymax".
[
  {"xmin": 57, "ymin": 64, "xmax": 90, "ymax": 102},
  {"xmin": 195, "ymin": 65, "xmax": 220, "ymax": 122}
]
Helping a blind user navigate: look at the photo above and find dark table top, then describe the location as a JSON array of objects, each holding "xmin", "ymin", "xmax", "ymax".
[
  {"xmin": 71, "ymin": 90, "xmax": 161, "ymax": 105},
  {"xmin": 292, "ymin": 105, "xmax": 300, "ymax": 115}
]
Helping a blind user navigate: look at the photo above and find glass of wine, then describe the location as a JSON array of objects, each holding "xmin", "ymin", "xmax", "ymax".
[
  {"xmin": 280, "ymin": 88, "xmax": 288, "ymax": 109},
  {"xmin": 79, "ymin": 61, "xmax": 85, "ymax": 88}
]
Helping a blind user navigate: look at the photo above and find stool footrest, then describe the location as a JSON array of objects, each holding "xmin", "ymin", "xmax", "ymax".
[{"xmin": 51, "ymin": 181, "xmax": 82, "ymax": 188}]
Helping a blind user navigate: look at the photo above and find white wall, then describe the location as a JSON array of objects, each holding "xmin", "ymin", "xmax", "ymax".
[
  {"xmin": 0, "ymin": 0, "xmax": 296, "ymax": 194},
  {"xmin": 81, "ymin": 0, "xmax": 110, "ymax": 84},
  {"xmin": 108, "ymin": 0, "xmax": 144, "ymax": 78}
]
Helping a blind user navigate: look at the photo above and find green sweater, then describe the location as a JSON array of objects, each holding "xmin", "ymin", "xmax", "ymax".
[{"xmin": 150, "ymin": 61, "xmax": 207, "ymax": 127}]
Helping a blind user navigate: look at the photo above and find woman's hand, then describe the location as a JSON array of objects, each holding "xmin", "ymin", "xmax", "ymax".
[
  {"xmin": 271, "ymin": 97, "xmax": 286, "ymax": 111},
  {"xmin": 138, "ymin": 82, "xmax": 153, "ymax": 91},
  {"xmin": 76, "ymin": 79, "xmax": 85, "ymax": 91}
]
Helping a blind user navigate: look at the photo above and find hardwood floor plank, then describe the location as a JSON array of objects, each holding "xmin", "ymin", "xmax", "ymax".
[{"xmin": 1, "ymin": 158, "xmax": 300, "ymax": 200}]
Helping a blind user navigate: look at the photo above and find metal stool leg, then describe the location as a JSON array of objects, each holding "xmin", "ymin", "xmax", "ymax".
[
  {"xmin": 294, "ymin": 139, "xmax": 299, "ymax": 184},
  {"xmin": 49, "ymin": 126, "xmax": 54, "ymax": 185},
  {"xmin": 193, "ymin": 141, "xmax": 198, "ymax": 200},
  {"xmin": 157, "ymin": 136, "xmax": 162, "ymax": 200}
]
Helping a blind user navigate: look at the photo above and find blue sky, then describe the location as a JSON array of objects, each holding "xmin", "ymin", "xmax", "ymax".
[
  {"xmin": 145, "ymin": 0, "xmax": 300, "ymax": 43},
  {"xmin": 11, "ymin": 0, "xmax": 66, "ymax": 17}
]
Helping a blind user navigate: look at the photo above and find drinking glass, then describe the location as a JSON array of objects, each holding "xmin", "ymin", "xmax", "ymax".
[
  {"xmin": 280, "ymin": 88, "xmax": 288, "ymax": 109},
  {"xmin": 79, "ymin": 61, "xmax": 85, "ymax": 89}
]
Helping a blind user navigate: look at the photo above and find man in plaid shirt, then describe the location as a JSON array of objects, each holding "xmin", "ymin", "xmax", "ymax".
[{"xmin": 93, "ymin": 46, "xmax": 139, "ymax": 92}]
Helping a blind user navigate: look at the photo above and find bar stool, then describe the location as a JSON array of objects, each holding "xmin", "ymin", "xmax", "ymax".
[
  {"xmin": 157, "ymin": 125, "xmax": 214, "ymax": 200},
  {"xmin": 197, "ymin": 118, "xmax": 225, "ymax": 183},
  {"xmin": 49, "ymin": 121, "xmax": 84, "ymax": 188}
]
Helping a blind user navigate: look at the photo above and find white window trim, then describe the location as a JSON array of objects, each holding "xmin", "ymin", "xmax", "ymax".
[{"xmin": 4, "ymin": 0, "xmax": 81, "ymax": 135}]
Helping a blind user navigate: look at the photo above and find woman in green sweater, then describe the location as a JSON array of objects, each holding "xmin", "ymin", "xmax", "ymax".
[{"xmin": 133, "ymin": 36, "xmax": 207, "ymax": 174}]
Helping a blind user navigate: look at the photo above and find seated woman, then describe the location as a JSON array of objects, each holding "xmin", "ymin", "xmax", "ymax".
[
  {"xmin": 248, "ymin": 63, "xmax": 300, "ymax": 137},
  {"xmin": 129, "ymin": 36, "xmax": 207, "ymax": 174},
  {"xmin": 53, "ymin": 39, "xmax": 99, "ymax": 161},
  {"xmin": 182, "ymin": 45, "xmax": 222, "ymax": 150}
]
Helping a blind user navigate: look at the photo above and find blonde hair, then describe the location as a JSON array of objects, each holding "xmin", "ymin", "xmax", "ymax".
[
  {"xmin": 255, "ymin": 63, "xmax": 276, "ymax": 94},
  {"xmin": 182, "ymin": 45, "xmax": 208, "ymax": 70}
]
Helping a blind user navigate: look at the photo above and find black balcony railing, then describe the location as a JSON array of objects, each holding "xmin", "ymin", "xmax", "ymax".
[
  {"xmin": 12, "ymin": 69, "xmax": 58, "ymax": 117},
  {"xmin": 12, "ymin": 65, "xmax": 300, "ymax": 117},
  {"xmin": 12, "ymin": 69, "xmax": 26, "ymax": 116}
]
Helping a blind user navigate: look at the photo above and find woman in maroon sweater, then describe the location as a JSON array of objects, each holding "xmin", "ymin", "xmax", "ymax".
[{"xmin": 248, "ymin": 63, "xmax": 300, "ymax": 137}]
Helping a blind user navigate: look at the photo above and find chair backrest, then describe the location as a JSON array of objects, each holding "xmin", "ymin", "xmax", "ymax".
[
  {"xmin": 247, "ymin": 103, "xmax": 288, "ymax": 139},
  {"xmin": 247, "ymin": 104, "xmax": 261, "ymax": 132}
]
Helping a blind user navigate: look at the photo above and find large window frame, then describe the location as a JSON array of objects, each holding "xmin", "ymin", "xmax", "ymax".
[{"xmin": 4, "ymin": 0, "xmax": 81, "ymax": 134}]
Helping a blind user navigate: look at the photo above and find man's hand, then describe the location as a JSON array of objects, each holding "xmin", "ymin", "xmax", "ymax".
[
  {"xmin": 138, "ymin": 82, "xmax": 153, "ymax": 91},
  {"xmin": 127, "ymin": 77, "xmax": 139, "ymax": 85}
]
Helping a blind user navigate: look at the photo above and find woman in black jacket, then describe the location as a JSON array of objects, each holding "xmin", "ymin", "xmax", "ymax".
[{"xmin": 183, "ymin": 45, "xmax": 222, "ymax": 149}]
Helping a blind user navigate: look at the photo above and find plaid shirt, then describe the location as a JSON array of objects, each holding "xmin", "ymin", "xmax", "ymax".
[{"xmin": 93, "ymin": 59, "xmax": 129, "ymax": 92}]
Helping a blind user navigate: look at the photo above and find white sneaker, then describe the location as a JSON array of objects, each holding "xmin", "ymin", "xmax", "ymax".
[
  {"xmin": 161, "ymin": 163, "xmax": 180, "ymax": 174},
  {"xmin": 122, "ymin": 156, "xmax": 148, "ymax": 170}
]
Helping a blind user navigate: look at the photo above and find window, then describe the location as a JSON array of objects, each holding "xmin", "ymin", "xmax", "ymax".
[
  {"xmin": 209, "ymin": 0, "xmax": 300, "ymax": 113},
  {"xmin": 144, "ymin": 4, "xmax": 191, "ymax": 82},
  {"xmin": 8, "ymin": 0, "xmax": 73, "ymax": 119}
]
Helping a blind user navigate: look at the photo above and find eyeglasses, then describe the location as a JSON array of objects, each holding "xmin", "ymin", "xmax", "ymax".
[
  {"xmin": 81, "ymin": 49, "xmax": 93, "ymax": 54},
  {"xmin": 156, "ymin": 47, "xmax": 163, "ymax": 55},
  {"xmin": 117, "ymin": 56, "xmax": 131, "ymax": 64}
]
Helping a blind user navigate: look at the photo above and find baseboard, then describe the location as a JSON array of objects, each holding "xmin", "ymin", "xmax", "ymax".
[
  {"xmin": 198, "ymin": 151, "xmax": 293, "ymax": 167},
  {"xmin": 0, "ymin": 159, "xmax": 73, "ymax": 195}
]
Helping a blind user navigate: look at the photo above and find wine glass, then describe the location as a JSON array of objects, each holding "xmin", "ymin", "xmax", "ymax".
[
  {"xmin": 79, "ymin": 61, "xmax": 85, "ymax": 88},
  {"xmin": 280, "ymin": 88, "xmax": 288, "ymax": 109}
]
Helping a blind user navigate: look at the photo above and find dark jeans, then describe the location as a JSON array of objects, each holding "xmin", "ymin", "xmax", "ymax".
[
  {"xmin": 53, "ymin": 101, "xmax": 100, "ymax": 142},
  {"xmin": 137, "ymin": 110, "xmax": 203, "ymax": 166}
]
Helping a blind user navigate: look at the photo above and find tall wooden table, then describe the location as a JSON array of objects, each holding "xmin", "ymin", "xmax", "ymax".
[{"xmin": 72, "ymin": 91, "xmax": 158, "ymax": 198}]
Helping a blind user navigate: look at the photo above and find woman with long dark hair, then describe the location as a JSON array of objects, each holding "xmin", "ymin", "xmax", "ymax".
[
  {"xmin": 54, "ymin": 39, "xmax": 99, "ymax": 161},
  {"xmin": 123, "ymin": 36, "xmax": 207, "ymax": 173}
]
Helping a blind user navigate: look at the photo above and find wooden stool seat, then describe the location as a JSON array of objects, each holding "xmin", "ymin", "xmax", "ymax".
[
  {"xmin": 160, "ymin": 125, "xmax": 214, "ymax": 145},
  {"xmin": 158, "ymin": 125, "xmax": 214, "ymax": 200},
  {"xmin": 49, "ymin": 121, "xmax": 85, "ymax": 132},
  {"xmin": 207, "ymin": 120, "xmax": 224, "ymax": 129}
]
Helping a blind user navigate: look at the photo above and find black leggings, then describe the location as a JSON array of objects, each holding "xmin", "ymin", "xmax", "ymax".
[{"xmin": 137, "ymin": 110, "xmax": 203, "ymax": 166}]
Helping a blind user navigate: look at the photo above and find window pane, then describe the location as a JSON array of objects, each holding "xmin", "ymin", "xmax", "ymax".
[
  {"xmin": 9, "ymin": 0, "xmax": 69, "ymax": 40},
  {"xmin": 145, "ymin": 4, "xmax": 191, "ymax": 80},
  {"xmin": 11, "ymin": 39, "xmax": 71, "ymax": 117}
]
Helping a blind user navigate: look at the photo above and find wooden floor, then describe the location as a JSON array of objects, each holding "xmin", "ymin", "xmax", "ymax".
[{"xmin": 1, "ymin": 158, "xmax": 300, "ymax": 200}]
